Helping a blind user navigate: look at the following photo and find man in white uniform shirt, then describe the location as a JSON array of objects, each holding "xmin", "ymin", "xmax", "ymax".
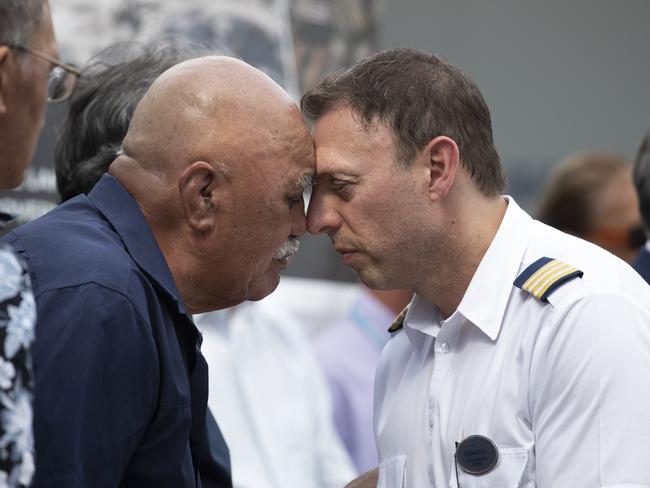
[{"xmin": 301, "ymin": 48, "xmax": 650, "ymax": 488}]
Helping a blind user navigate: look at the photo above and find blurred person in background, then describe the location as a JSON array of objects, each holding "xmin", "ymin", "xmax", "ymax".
[
  {"xmin": 2, "ymin": 55, "xmax": 314, "ymax": 487},
  {"xmin": 632, "ymin": 130, "xmax": 650, "ymax": 283},
  {"xmin": 313, "ymin": 287, "xmax": 411, "ymax": 473},
  {"xmin": 303, "ymin": 48, "xmax": 650, "ymax": 488},
  {"xmin": 536, "ymin": 153, "xmax": 644, "ymax": 263},
  {"xmin": 0, "ymin": 0, "xmax": 78, "ymax": 485},
  {"xmin": 55, "ymin": 42, "xmax": 355, "ymax": 488},
  {"xmin": 196, "ymin": 302, "xmax": 356, "ymax": 488}
]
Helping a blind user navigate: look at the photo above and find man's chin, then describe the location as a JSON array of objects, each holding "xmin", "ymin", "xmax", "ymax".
[
  {"xmin": 357, "ymin": 268, "xmax": 391, "ymax": 291},
  {"xmin": 247, "ymin": 273, "xmax": 281, "ymax": 301}
]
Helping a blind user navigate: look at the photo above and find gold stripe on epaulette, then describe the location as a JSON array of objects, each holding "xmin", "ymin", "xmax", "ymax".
[
  {"xmin": 521, "ymin": 259, "xmax": 579, "ymax": 300},
  {"xmin": 525, "ymin": 261, "xmax": 571, "ymax": 295},
  {"xmin": 387, "ymin": 306, "xmax": 408, "ymax": 333}
]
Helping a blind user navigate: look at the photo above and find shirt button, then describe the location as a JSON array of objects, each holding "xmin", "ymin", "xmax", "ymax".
[{"xmin": 440, "ymin": 342, "xmax": 450, "ymax": 353}]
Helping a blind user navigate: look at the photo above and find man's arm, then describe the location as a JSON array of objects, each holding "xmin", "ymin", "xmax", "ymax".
[{"xmin": 32, "ymin": 284, "xmax": 158, "ymax": 487}]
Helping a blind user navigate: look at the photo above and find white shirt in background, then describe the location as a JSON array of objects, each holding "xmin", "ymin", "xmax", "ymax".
[{"xmin": 196, "ymin": 300, "xmax": 356, "ymax": 488}]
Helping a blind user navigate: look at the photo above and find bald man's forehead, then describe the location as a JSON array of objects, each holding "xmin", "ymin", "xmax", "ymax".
[
  {"xmin": 154, "ymin": 55, "xmax": 293, "ymax": 106},
  {"xmin": 143, "ymin": 61, "xmax": 296, "ymax": 135},
  {"xmin": 123, "ymin": 55, "xmax": 308, "ymax": 183}
]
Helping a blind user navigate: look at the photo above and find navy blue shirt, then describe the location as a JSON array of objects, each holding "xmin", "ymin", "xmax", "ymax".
[{"xmin": 2, "ymin": 174, "xmax": 230, "ymax": 487}]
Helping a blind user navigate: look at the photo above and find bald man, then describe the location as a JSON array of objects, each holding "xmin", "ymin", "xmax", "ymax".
[{"xmin": 1, "ymin": 56, "xmax": 314, "ymax": 487}]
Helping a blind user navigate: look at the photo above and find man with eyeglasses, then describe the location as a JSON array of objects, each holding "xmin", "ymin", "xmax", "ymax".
[
  {"xmin": 0, "ymin": 0, "xmax": 79, "ymax": 189},
  {"xmin": 0, "ymin": 1, "xmax": 76, "ymax": 486}
]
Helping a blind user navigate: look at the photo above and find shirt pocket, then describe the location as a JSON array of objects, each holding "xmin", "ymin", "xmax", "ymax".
[
  {"xmin": 378, "ymin": 454, "xmax": 407, "ymax": 488},
  {"xmin": 449, "ymin": 447, "xmax": 529, "ymax": 488}
]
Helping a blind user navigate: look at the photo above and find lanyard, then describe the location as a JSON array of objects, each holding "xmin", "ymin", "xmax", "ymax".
[{"xmin": 350, "ymin": 304, "xmax": 389, "ymax": 352}]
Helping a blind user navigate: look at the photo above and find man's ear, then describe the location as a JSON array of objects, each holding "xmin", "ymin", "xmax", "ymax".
[
  {"xmin": 422, "ymin": 136, "xmax": 460, "ymax": 201},
  {"xmin": 178, "ymin": 161, "xmax": 229, "ymax": 233},
  {"xmin": 0, "ymin": 46, "xmax": 11, "ymax": 115}
]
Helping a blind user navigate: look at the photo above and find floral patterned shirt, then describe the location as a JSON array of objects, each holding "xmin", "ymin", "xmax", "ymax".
[{"xmin": 0, "ymin": 215, "xmax": 35, "ymax": 488}]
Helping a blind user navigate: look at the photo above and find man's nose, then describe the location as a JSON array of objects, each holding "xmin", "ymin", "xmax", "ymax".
[{"xmin": 306, "ymin": 192, "xmax": 340, "ymax": 235}]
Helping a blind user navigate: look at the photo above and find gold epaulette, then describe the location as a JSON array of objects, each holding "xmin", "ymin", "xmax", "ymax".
[
  {"xmin": 387, "ymin": 306, "xmax": 408, "ymax": 333},
  {"xmin": 514, "ymin": 257, "xmax": 583, "ymax": 302}
]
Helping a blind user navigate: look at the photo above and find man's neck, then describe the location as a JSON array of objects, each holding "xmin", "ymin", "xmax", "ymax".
[
  {"xmin": 416, "ymin": 195, "xmax": 508, "ymax": 319},
  {"xmin": 367, "ymin": 288, "xmax": 413, "ymax": 315}
]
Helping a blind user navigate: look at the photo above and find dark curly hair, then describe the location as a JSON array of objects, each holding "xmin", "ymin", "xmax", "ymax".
[{"xmin": 55, "ymin": 40, "xmax": 203, "ymax": 202}]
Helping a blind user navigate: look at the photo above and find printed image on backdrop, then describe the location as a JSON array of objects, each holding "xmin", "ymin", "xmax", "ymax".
[{"xmin": 0, "ymin": 0, "xmax": 379, "ymax": 227}]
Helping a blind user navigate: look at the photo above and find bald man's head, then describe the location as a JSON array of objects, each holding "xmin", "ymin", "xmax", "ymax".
[
  {"xmin": 118, "ymin": 56, "xmax": 295, "ymax": 177},
  {"xmin": 111, "ymin": 56, "xmax": 315, "ymax": 313}
]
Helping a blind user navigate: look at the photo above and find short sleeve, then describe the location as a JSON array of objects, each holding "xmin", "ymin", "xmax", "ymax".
[{"xmin": 531, "ymin": 293, "xmax": 650, "ymax": 487}]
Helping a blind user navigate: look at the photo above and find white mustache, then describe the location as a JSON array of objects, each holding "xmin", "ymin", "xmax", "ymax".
[{"xmin": 274, "ymin": 236, "xmax": 300, "ymax": 260}]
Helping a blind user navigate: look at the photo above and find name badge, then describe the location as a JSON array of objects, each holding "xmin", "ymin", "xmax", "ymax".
[{"xmin": 455, "ymin": 435, "xmax": 499, "ymax": 475}]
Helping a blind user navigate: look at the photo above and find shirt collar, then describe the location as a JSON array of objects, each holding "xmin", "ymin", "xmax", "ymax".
[
  {"xmin": 403, "ymin": 197, "xmax": 534, "ymax": 352},
  {"xmin": 87, "ymin": 174, "xmax": 188, "ymax": 316},
  {"xmin": 402, "ymin": 294, "xmax": 442, "ymax": 355},
  {"xmin": 456, "ymin": 196, "xmax": 533, "ymax": 340}
]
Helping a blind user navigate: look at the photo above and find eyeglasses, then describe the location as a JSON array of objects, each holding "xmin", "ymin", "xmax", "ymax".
[{"xmin": 8, "ymin": 44, "xmax": 81, "ymax": 103}]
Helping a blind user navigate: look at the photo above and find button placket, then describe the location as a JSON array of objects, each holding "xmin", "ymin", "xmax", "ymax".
[{"xmin": 427, "ymin": 319, "xmax": 462, "ymax": 486}]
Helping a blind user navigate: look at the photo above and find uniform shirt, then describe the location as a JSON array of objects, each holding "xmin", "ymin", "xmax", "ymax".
[
  {"xmin": 374, "ymin": 197, "xmax": 650, "ymax": 488},
  {"xmin": 1, "ymin": 174, "xmax": 227, "ymax": 487},
  {"xmin": 196, "ymin": 299, "xmax": 356, "ymax": 488},
  {"xmin": 313, "ymin": 289, "xmax": 392, "ymax": 473},
  {"xmin": 0, "ymin": 214, "xmax": 35, "ymax": 487}
]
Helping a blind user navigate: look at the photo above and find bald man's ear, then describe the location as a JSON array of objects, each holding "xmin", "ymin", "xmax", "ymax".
[
  {"xmin": 178, "ymin": 161, "xmax": 229, "ymax": 233},
  {"xmin": 423, "ymin": 136, "xmax": 460, "ymax": 201},
  {"xmin": 0, "ymin": 46, "xmax": 11, "ymax": 114}
]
